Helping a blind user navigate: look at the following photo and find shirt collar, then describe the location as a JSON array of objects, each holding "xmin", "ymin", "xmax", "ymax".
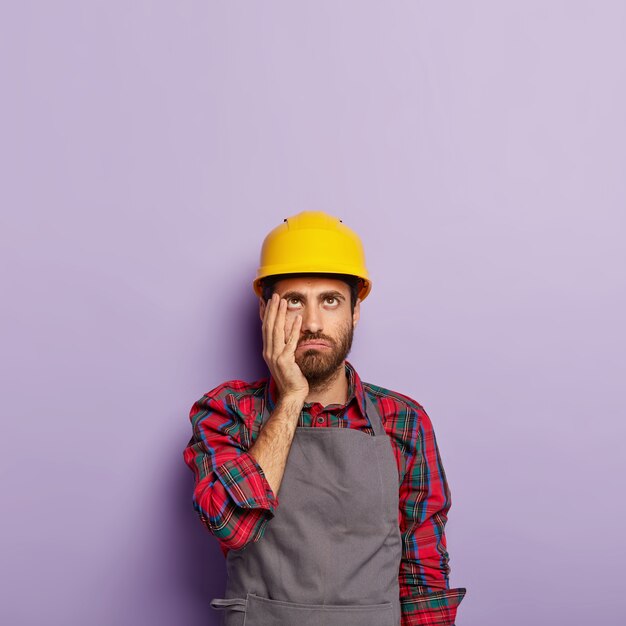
[{"xmin": 265, "ymin": 359, "xmax": 367, "ymax": 418}]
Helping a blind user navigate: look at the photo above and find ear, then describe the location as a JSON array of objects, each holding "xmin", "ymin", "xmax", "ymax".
[
  {"xmin": 352, "ymin": 298, "xmax": 361, "ymax": 328},
  {"xmin": 259, "ymin": 297, "xmax": 266, "ymax": 322}
]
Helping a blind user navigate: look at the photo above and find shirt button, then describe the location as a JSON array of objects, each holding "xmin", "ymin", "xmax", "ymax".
[{"xmin": 317, "ymin": 416, "xmax": 325, "ymax": 424}]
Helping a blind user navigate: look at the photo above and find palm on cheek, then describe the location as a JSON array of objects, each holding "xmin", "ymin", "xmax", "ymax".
[{"xmin": 262, "ymin": 294, "xmax": 308, "ymax": 400}]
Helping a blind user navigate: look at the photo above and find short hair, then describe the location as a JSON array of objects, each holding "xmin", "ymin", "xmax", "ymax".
[{"xmin": 260, "ymin": 273, "xmax": 360, "ymax": 314}]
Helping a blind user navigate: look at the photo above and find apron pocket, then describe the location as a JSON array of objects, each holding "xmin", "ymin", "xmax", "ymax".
[{"xmin": 242, "ymin": 592, "xmax": 395, "ymax": 626}]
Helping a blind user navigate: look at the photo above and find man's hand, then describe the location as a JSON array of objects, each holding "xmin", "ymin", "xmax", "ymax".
[
  {"xmin": 262, "ymin": 293, "xmax": 308, "ymax": 403},
  {"xmin": 249, "ymin": 293, "xmax": 308, "ymax": 497}
]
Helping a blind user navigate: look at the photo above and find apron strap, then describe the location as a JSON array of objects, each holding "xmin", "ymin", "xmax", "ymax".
[
  {"xmin": 210, "ymin": 597, "xmax": 247, "ymax": 612},
  {"xmin": 363, "ymin": 392, "xmax": 386, "ymax": 436}
]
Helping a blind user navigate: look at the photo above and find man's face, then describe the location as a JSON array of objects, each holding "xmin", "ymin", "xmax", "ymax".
[{"xmin": 259, "ymin": 276, "xmax": 361, "ymax": 386}]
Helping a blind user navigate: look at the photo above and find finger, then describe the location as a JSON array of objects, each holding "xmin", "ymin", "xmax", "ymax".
[
  {"xmin": 272, "ymin": 298, "xmax": 287, "ymax": 355},
  {"xmin": 263, "ymin": 293, "xmax": 279, "ymax": 356},
  {"xmin": 261, "ymin": 294, "xmax": 272, "ymax": 354},
  {"xmin": 286, "ymin": 315, "xmax": 302, "ymax": 354},
  {"xmin": 284, "ymin": 313, "xmax": 296, "ymax": 344}
]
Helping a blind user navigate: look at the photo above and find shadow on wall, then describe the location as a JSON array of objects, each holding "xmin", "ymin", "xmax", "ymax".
[
  {"xmin": 96, "ymin": 437, "xmax": 232, "ymax": 625},
  {"xmin": 216, "ymin": 289, "xmax": 269, "ymax": 383},
  {"xmin": 172, "ymin": 462, "xmax": 227, "ymax": 616},
  {"xmin": 173, "ymin": 291, "xmax": 268, "ymax": 624},
  {"xmin": 100, "ymin": 291, "xmax": 272, "ymax": 624}
]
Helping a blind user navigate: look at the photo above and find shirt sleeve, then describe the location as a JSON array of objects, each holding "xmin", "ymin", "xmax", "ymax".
[
  {"xmin": 182, "ymin": 390, "xmax": 279, "ymax": 554},
  {"xmin": 398, "ymin": 404, "xmax": 466, "ymax": 625}
]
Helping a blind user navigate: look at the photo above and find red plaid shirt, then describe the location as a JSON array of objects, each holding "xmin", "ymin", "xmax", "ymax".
[{"xmin": 183, "ymin": 360, "xmax": 466, "ymax": 625}]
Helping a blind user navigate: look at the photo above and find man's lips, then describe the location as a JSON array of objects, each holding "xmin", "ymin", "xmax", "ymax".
[{"xmin": 298, "ymin": 340, "xmax": 331, "ymax": 349}]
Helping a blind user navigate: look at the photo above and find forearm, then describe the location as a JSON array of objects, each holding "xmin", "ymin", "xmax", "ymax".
[
  {"xmin": 183, "ymin": 387, "xmax": 304, "ymax": 553},
  {"xmin": 196, "ymin": 395, "xmax": 303, "ymax": 552},
  {"xmin": 248, "ymin": 394, "xmax": 303, "ymax": 496},
  {"xmin": 399, "ymin": 520, "xmax": 466, "ymax": 624},
  {"xmin": 399, "ymin": 514, "xmax": 451, "ymax": 590}
]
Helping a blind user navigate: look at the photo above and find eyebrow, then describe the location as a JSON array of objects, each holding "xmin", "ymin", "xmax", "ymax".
[{"xmin": 281, "ymin": 290, "xmax": 346, "ymax": 302}]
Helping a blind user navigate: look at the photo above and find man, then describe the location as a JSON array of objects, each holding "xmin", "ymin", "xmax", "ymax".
[{"xmin": 183, "ymin": 211, "xmax": 466, "ymax": 625}]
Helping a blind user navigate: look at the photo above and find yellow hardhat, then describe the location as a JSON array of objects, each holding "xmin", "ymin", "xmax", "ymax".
[{"xmin": 253, "ymin": 211, "xmax": 372, "ymax": 301}]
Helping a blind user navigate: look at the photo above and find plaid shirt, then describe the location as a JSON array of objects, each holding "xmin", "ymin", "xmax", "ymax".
[{"xmin": 183, "ymin": 360, "xmax": 466, "ymax": 625}]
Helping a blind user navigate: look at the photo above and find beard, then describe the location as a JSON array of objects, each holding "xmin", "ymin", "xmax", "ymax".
[{"xmin": 295, "ymin": 320, "xmax": 354, "ymax": 389}]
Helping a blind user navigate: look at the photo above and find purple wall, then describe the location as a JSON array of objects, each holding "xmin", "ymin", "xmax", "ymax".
[{"xmin": 2, "ymin": 2, "xmax": 625, "ymax": 625}]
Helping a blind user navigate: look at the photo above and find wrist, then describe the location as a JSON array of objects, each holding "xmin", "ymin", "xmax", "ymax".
[{"xmin": 276, "ymin": 393, "xmax": 306, "ymax": 413}]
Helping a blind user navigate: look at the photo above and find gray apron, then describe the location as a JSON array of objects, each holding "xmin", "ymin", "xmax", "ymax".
[{"xmin": 210, "ymin": 393, "xmax": 402, "ymax": 625}]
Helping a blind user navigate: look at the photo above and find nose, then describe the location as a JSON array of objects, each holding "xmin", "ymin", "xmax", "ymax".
[{"xmin": 300, "ymin": 304, "xmax": 323, "ymax": 334}]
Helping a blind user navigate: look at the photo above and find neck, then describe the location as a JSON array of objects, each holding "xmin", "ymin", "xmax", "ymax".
[{"xmin": 304, "ymin": 363, "xmax": 348, "ymax": 407}]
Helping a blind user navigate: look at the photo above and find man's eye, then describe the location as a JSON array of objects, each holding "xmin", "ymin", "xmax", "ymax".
[
  {"xmin": 288, "ymin": 298, "xmax": 301, "ymax": 306},
  {"xmin": 325, "ymin": 297, "xmax": 338, "ymax": 305}
]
